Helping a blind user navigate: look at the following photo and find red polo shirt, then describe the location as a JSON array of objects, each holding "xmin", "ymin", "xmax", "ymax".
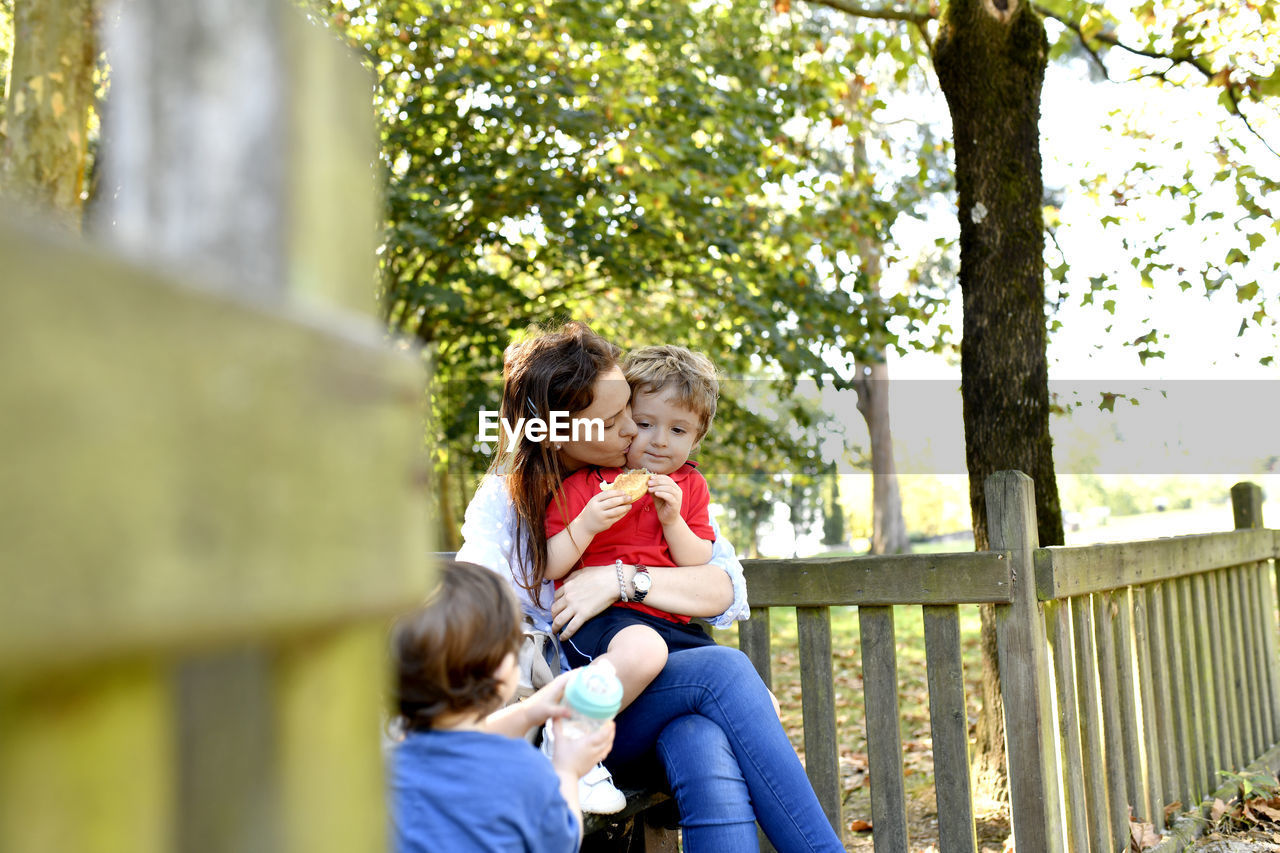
[{"xmin": 546, "ymin": 462, "xmax": 714, "ymax": 624}]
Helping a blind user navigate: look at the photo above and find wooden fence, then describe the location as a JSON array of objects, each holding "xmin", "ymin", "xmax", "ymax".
[
  {"xmin": 0, "ymin": 5, "xmax": 431, "ymax": 852},
  {"xmin": 740, "ymin": 471, "xmax": 1280, "ymax": 853}
]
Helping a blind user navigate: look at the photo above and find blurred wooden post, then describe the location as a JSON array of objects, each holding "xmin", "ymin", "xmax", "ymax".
[
  {"xmin": 0, "ymin": 4, "xmax": 429, "ymax": 853},
  {"xmin": 1232, "ymin": 483, "xmax": 1280, "ymax": 742},
  {"xmin": 986, "ymin": 470, "xmax": 1065, "ymax": 853}
]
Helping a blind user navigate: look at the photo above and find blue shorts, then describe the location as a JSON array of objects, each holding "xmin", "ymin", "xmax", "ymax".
[{"xmin": 561, "ymin": 605, "xmax": 717, "ymax": 668}]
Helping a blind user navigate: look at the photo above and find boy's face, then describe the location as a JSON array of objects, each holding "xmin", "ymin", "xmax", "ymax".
[
  {"xmin": 625, "ymin": 388, "xmax": 703, "ymax": 475},
  {"xmin": 495, "ymin": 651, "xmax": 520, "ymax": 705}
]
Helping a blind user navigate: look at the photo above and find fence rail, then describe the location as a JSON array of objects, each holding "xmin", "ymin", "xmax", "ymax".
[{"xmin": 739, "ymin": 475, "xmax": 1280, "ymax": 853}]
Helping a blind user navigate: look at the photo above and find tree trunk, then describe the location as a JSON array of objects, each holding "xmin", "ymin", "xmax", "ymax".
[
  {"xmin": 932, "ymin": 0, "xmax": 1064, "ymax": 804},
  {"xmin": 850, "ymin": 183, "xmax": 910, "ymax": 557},
  {"xmin": 2, "ymin": 0, "xmax": 97, "ymax": 228},
  {"xmin": 853, "ymin": 359, "xmax": 910, "ymax": 555},
  {"xmin": 437, "ymin": 463, "xmax": 461, "ymax": 552}
]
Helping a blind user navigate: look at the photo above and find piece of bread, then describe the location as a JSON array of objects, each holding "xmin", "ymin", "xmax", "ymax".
[{"xmin": 600, "ymin": 469, "xmax": 651, "ymax": 502}]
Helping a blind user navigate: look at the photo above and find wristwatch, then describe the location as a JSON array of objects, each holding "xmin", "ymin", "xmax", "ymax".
[{"xmin": 632, "ymin": 564, "xmax": 651, "ymax": 603}]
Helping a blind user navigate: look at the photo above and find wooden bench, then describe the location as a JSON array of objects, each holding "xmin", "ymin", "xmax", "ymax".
[{"xmin": 582, "ymin": 788, "xmax": 678, "ymax": 852}]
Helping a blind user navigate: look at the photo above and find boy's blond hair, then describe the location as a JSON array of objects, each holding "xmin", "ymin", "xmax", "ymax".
[{"xmin": 622, "ymin": 345, "xmax": 719, "ymax": 441}]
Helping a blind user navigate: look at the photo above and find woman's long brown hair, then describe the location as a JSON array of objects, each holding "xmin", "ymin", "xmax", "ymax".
[{"xmin": 489, "ymin": 321, "xmax": 621, "ymax": 603}]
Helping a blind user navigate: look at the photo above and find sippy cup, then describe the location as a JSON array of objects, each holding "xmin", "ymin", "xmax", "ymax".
[{"xmin": 560, "ymin": 659, "xmax": 624, "ymax": 740}]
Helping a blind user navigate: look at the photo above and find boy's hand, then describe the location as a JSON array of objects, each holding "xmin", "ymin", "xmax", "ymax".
[
  {"xmin": 648, "ymin": 474, "xmax": 684, "ymax": 525},
  {"xmin": 550, "ymin": 718, "xmax": 616, "ymax": 780},
  {"xmin": 575, "ymin": 490, "xmax": 633, "ymax": 537},
  {"xmin": 518, "ymin": 673, "xmax": 573, "ymax": 728}
]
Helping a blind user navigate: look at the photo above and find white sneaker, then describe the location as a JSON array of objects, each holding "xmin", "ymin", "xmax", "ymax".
[
  {"xmin": 539, "ymin": 724, "xmax": 626, "ymax": 815},
  {"xmin": 578, "ymin": 762, "xmax": 627, "ymax": 815}
]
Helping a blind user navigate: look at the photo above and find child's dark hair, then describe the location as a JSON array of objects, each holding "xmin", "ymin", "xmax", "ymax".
[{"xmin": 392, "ymin": 560, "xmax": 524, "ymax": 732}]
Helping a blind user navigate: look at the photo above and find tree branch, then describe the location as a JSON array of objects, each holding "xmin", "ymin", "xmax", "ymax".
[
  {"xmin": 1030, "ymin": 4, "xmax": 1110, "ymax": 79},
  {"xmin": 1030, "ymin": 3, "xmax": 1279, "ymax": 160},
  {"xmin": 800, "ymin": 0, "xmax": 933, "ymax": 27}
]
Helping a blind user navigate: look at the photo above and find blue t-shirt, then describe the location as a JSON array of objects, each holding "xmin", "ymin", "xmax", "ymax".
[{"xmin": 391, "ymin": 729, "xmax": 579, "ymax": 853}]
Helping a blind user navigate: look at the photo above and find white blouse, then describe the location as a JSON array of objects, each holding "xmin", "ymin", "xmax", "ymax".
[{"xmin": 456, "ymin": 474, "xmax": 750, "ymax": 636}]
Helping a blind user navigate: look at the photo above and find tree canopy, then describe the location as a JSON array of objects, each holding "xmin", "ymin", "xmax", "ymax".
[{"xmin": 313, "ymin": 0, "xmax": 953, "ymax": 542}]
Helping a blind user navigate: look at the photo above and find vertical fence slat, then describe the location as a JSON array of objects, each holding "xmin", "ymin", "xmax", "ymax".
[
  {"xmin": 986, "ymin": 471, "xmax": 1064, "ymax": 853},
  {"xmin": 1233, "ymin": 567, "xmax": 1264, "ymax": 759},
  {"xmin": 923, "ymin": 604, "xmax": 978, "ymax": 853},
  {"xmin": 1213, "ymin": 570, "xmax": 1246, "ymax": 773},
  {"xmin": 1272, "ymin": 554, "xmax": 1280, "ymax": 738},
  {"xmin": 1229, "ymin": 568, "xmax": 1260, "ymax": 762},
  {"xmin": 1074, "ymin": 594, "xmax": 1114, "ymax": 853},
  {"xmin": 0, "ymin": 662, "xmax": 172, "ymax": 853},
  {"xmin": 1093, "ymin": 592, "xmax": 1131, "ymax": 850},
  {"xmin": 739, "ymin": 607, "xmax": 777, "ymax": 853},
  {"xmin": 797, "ymin": 606, "xmax": 842, "ymax": 839},
  {"xmin": 1185, "ymin": 573, "xmax": 1220, "ymax": 797},
  {"xmin": 1194, "ymin": 571, "xmax": 1227, "ymax": 796},
  {"xmin": 1111, "ymin": 588, "xmax": 1146, "ymax": 821},
  {"xmin": 1047, "ymin": 600, "xmax": 1090, "ymax": 851},
  {"xmin": 1244, "ymin": 565, "xmax": 1275, "ymax": 750},
  {"xmin": 276, "ymin": 625, "xmax": 388, "ymax": 853},
  {"xmin": 1161, "ymin": 582, "xmax": 1194, "ymax": 811},
  {"xmin": 1144, "ymin": 584, "xmax": 1180, "ymax": 816},
  {"xmin": 1180, "ymin": 575, "xmax": 1212, "ymax": 799},
  {"xmin": 1131, "ymin": 589, "xmax": 1163, "ymax": 831},
  {"xmin": 1244, "ymin": 565, "xmax": 1271, "ymax": 752},
  {"xmin": 739, "ymin": 606, "xmax": 773, "ymax": 689},
  {"xmin": 859, "ymin": 605, "xmax": 907, "ymax": 852},
  {"xmin": 1253, "ymin": 560, "xmax": 1280, "ymax": 742}
]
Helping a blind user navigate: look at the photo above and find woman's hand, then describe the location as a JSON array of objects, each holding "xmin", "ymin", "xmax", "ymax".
[
  {"xmin": 552, "ymin": 562, "xmax": 620, "ymax": 639},
  {"xmin": 647, "ymin": 474, "xmax": 683, "ymax": 526}
]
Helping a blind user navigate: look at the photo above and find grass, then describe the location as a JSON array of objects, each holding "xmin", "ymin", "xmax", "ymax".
[{"xmin": 715, "ymin": 604, "xmax": 1012, "ymax": 851}]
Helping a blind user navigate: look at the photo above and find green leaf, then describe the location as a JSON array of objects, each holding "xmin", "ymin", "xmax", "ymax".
[{"xmin": 1258, "ymin": 68, "xmax": 1280, "ymax": 98}]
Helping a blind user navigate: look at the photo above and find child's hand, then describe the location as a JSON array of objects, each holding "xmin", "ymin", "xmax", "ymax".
[
  {"xmin": 550, "ymin": 718, "xmax": 616, "ymax": 780},
  {"xmin": 575, "ymin": 490, "xmax": 633, "ymax": 536},
  {"xmin": 648, "ymin": 474, "xmax": 684, "ymax": 525},
  {"xmin": 519, "ymin": 672, "xmax": 573, "ymax": 728}
]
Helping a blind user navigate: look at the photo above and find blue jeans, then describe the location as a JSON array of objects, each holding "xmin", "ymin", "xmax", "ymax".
[{"xmin": 607, "ymin": 645, "xmax": 844, "ymax": 853}]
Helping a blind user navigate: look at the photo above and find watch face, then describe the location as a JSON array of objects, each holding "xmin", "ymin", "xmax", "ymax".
[{"xmin": 634, "ymin": 572, "xmax": 651, "ymax": 592}]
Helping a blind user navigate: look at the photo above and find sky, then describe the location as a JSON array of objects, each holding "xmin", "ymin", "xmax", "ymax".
[{"xmin": 801, "ymin": 39, "xmax": 1280, "ymax": 519}]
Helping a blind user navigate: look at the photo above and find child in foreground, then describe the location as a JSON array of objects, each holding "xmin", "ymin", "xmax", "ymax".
[
  {"xmin": 546, "ymin": 345, "xmax": 721, "ymax": 705},
  {"xmin": 389, "ymin": 559, "xmax": 614, "ymax": 853}
]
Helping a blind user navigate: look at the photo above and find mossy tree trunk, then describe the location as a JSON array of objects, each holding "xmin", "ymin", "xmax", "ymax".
[
  {"xmin": 932, "ymin": 0, "xmax": 1064, "ymax": 803},
  {"xmin": 2, "ymin": 0, "xmax": 97, "ymax": 227}
]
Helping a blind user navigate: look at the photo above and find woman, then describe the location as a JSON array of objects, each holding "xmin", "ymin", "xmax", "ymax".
[{"xmin": 457, "ymin": 322, "xmax": 844, "ymax": 852}]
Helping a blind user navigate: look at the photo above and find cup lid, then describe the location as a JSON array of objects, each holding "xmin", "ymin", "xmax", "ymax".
[{"xmin": 564, "ymin": 661, "xmax": 623, "ymax": 719}]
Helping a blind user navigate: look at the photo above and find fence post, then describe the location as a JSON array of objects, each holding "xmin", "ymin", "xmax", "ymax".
[
  {"xmin": 1232, "ymin": 482, "xmax": 1280, "ymax": 743},
  {"xmin": 985, "ymin": 470, "xmax": 1064, "ymax": 853}
]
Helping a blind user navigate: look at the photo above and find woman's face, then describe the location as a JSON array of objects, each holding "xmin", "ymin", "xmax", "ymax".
[{"xmin": 558, "ymin": 366, "xmax": 636, "ymax": 471}]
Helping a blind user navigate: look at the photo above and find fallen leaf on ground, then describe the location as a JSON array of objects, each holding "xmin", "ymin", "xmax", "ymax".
[
  {"xmin": 849, "ymin": 819, "xmax": 872, "ymax": 833},
  {"xmin": 1129, "ymin": 817, "xmax": 1161, "ymax": 851}
]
